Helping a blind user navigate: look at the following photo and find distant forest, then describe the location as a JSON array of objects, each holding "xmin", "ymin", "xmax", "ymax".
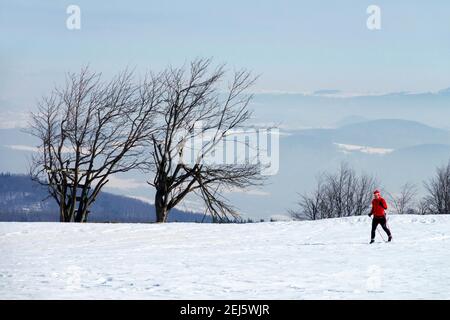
[{"xmin": 0, "ymin": 173, "xmax": 210, "ymax": 223}]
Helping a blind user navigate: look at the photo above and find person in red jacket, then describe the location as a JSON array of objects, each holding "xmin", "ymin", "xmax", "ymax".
[{"xmin": 368, "ymin": 190, "xmax": 392, "ymax": 243}]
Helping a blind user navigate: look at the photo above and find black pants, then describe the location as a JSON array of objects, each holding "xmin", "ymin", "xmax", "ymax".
[{"xmin": 371, "ymin": 216, "xmax": 391, "ymax": 240}]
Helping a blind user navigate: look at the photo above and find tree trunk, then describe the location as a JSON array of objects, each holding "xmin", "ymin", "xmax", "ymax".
[
  {"xmin": 74, "ymin": 209, "xmax": 85, "ymax": 222},
  {"xmin": 74, "ymin": 199, "xmax": 87, "ymax": 222},
  {"xmin": 59, "ymin": 207, "xmax": 66, "ymax": 222},
  {"xmin": 155, "ymin": 189, "xmax": 169, "ymax": 222},
  {"xmin": 59, "ymin": 190, "xmax": 68, "ymax": 222}
]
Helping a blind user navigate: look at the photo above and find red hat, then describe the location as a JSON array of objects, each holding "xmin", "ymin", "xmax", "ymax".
[{"xmin": 373, "ymin": 190, "xmax": 380, "ymax": 194}]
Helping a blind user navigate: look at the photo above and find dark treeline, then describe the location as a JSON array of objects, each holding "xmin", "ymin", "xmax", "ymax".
[{"xmin": 0, "ymin": 173, "xmax": 211, "ymax": 223}]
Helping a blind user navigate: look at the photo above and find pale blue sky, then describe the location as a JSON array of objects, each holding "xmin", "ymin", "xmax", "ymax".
[{"xmin": 1, "ymin": 0, "xmax": 450, "ymax": 110}]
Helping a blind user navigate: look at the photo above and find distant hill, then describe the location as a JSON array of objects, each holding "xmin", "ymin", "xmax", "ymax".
[
  {"xmin": 294, "ymin": 119, "xmax": 450, "ymax": 149},
  {"xmin": 0, "ymin": 173, "xmax": 211, "ymax": 223},
  {"xmin": 333, "ymin": 115, "xmax": 369, "ymax": 127},
  {"xmin": 249, "ymin": 90, "xmax": 450, "ymax": 130}
]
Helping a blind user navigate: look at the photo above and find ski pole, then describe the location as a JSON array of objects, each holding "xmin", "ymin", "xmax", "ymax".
[{"xmin": 377, "ymin": 226, "xmax": 386, "ymax": 242}]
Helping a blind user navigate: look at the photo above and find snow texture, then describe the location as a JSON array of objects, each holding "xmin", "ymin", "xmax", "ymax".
[{"xmin": 1, "ymin": 215, "xmax": 449, "ymax": 299}]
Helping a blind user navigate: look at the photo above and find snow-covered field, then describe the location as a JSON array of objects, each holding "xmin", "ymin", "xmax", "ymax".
[{"xmin": 1, "ymin": 215, "xmax": 450, "ymax": 299}]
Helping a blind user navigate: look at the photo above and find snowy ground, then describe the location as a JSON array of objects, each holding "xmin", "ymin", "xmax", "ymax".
[{"xmin": 1, "ymin": 215, "xmax": 450, "ymax": 299}]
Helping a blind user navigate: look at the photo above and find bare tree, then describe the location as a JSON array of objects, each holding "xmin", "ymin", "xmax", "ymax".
[
  {"xmin": 147, "ymin": 58, "xmax": 264, "ymax": 222},
  {"xmin": 424, "ymin": 161, "xmax": 450, "ymax": 215},
  {"xmin": 417, "ymin": 198, "xmax": 431, "ymax": 215},
  {"xmin": 387, "ymin": 182, "xmax": 418, "ymax": 214},
  {"xmin": 323, "ymin": 163, "xmax": 376, "ymax": 217},
  {"xmin": 325, "ymin": 163, "xmax": 354, "ymax": 217},
  {"xmin": 28, "ymin": 68, "xmax": 160, "ymax": 222},
  {"xmin": 353, "ymin": 173, "xmax": 377, "ymax": 216},
  {"xmin": 290, "ymin": 163, "xmax": 376, "ymax": 220},
  {"xmin": 289, "ymin": 177, "xmax": 325, "ymax": 220}
]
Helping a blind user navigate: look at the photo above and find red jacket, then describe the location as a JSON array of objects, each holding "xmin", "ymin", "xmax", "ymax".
[{"xmin": 371, "ymin": 198, "xmax": 387, "ymax": 217}]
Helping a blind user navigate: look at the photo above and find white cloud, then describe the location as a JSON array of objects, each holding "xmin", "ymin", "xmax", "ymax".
[
  {"xmin": 105, "ymin": 176, "xmax": 149, "ymax": 190},
  {"xmin": 3, "ymin": 144, "xmax": 38, "ymax": 152},
  {"xmin": 224, "ymin": 187, "xmax": 271, "ymax": 196},
  {"xmin": 251, "ymin": 89, "xmax": 437, "ymax": 99},
  {"xmin": 334, "ymin": 142, "xmax": 394, "ymax": 155},
  {"xmin": 3, "ymin": 144, "xmax": 75, "ymax": 154}
]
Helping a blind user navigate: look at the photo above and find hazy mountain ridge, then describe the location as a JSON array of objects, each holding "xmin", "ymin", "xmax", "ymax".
[
  {"xmin": 249, "ymin": 90, "xmax": 450, "ymax": 130},
  {"xmin": 288, "ymin": 119, "xmax": 450, "ymax": 148}
]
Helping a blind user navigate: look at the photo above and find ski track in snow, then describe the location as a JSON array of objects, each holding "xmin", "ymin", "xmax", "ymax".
[{"xmin": 1, "ymin": 215, "xmax": 449, "ymax": 299}]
